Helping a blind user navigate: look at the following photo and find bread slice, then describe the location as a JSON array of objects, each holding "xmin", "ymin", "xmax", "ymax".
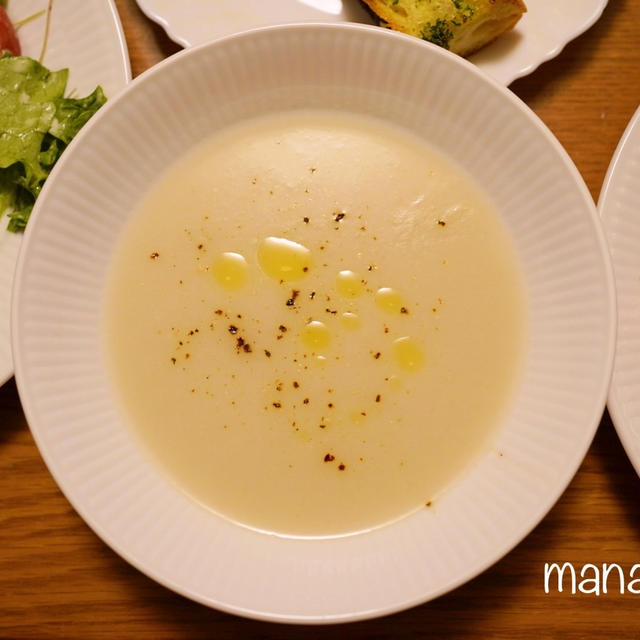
[{"xmin": 361, "ymin": 0, "xmax": 527, "ymax": 57}]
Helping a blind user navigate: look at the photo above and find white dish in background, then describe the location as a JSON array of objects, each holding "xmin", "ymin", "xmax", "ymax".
[
  {"xmin": 12, "ymin": 24, "xmax": 615, "ymax": 622},
  {"xmin": 0, "ymin": 0, "xmax": 131, "ymax": 386},
  {"xmin": 599, "ymin": 106, "xmax": 640, "ymax": 476},
  {"xmin": 135, "ymin": 0, "xmax": 608, "ymax": 85}
]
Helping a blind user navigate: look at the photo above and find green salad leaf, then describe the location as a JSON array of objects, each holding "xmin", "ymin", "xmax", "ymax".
[{"xmin": 0, "ymin": 52, "xmax": 106, "ymax": 231}]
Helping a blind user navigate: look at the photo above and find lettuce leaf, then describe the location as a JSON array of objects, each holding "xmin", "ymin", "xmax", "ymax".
[{"xmin": 0, "ymin": 52, "xmax": 106, "ymax": 231}]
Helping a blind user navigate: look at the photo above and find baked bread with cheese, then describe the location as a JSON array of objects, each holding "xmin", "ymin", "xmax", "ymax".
[{"xmin": 361, "ymin": 0, "xmax": 527, "ymax": 57}]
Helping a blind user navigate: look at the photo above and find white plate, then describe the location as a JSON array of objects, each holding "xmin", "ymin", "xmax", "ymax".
[
  {"xmin": 599, "ymin": 106, "xmax": 640, "ymax": 475},
  {"xmin": 135, "ymin": 0, "xmax": 608, "ymax": 85},
  {"xmin": 12, "ymin": 24, "xmax": 615, "ymax": 622},
  {"xmin": 0, "ymin": 0, "xmax": 131, "ymax": 386}
]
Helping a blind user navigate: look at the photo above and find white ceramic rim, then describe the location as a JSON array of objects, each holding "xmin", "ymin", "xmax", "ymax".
[{"xmin": 599, "ymin": 105, "xmax": 640, "ymax": 476}]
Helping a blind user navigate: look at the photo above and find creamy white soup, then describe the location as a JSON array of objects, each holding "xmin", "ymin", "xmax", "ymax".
[{"xmin": 104, "ymin": 110, "xmax": 526, "ymax": 537}]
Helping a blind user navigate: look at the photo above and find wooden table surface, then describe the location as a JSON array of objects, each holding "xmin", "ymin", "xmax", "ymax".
[{"xmin": 2, "ymin": 0, "xmax": 640, "ymax": 637}]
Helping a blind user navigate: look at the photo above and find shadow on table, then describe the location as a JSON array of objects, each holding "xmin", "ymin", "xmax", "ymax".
[{"xmin": 0, "ymin": 377, "xmax": 27, "ymax": 446}]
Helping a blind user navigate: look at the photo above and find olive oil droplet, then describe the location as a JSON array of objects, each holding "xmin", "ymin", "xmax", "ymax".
[
  {"xmin": 336, "ymin": 270, "xmax": 363, "ymax": 298},
  {"xmin": 340, "ymin": 312, "xmax": 361, "ymax": 330},
  {"xmin": 212, "ymin": 252, "xmax": 249, "ymax": 290},
  {"xmin": 393, "ymin": 336, "xmax": 424, "ymax": 372},
  {"xmin": 313, "ymin": 355, "xmax": 328, "ymax": 368},
  {"xmin": 301, "ymin": 320, "xmax": 330, "ymax": 352},
  {"xmin": 257, "ymin": 236, "xmax": 311, "ymax": 282},
  {"xmin": 375, "ymin": 287, "xmax": 404, "ymax": 314}
]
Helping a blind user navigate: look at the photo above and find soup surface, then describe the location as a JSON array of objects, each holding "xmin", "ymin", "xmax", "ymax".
[{"xmin": 105, "ymin": 110, "xmax": 526, "ymax": 536}]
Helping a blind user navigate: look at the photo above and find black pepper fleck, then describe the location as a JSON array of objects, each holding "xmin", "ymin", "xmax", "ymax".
[{"xmin": 286, "ymin": 290, "xmax": 300, "ymax": 307}]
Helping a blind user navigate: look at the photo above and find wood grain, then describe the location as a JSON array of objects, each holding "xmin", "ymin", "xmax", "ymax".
[{"xmin": 2, "ymin": 0, "xmax": 640, "ymax": 636}]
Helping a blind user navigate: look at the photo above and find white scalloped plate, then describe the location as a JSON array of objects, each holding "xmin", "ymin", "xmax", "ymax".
[
  {"xmin": 599, "ymin": 106, "xmax": 640, "ymax": 476},
  {"xmin": 12, "ymin": 24, "xmax": 615, "ymax": 622},
  {"xmin": 135, "ymin": 0, "xmax": 608, "ymax": 85},
  {"xmin": 0, "ymin": 0, "xmax": 131, "ymax": 386}
]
